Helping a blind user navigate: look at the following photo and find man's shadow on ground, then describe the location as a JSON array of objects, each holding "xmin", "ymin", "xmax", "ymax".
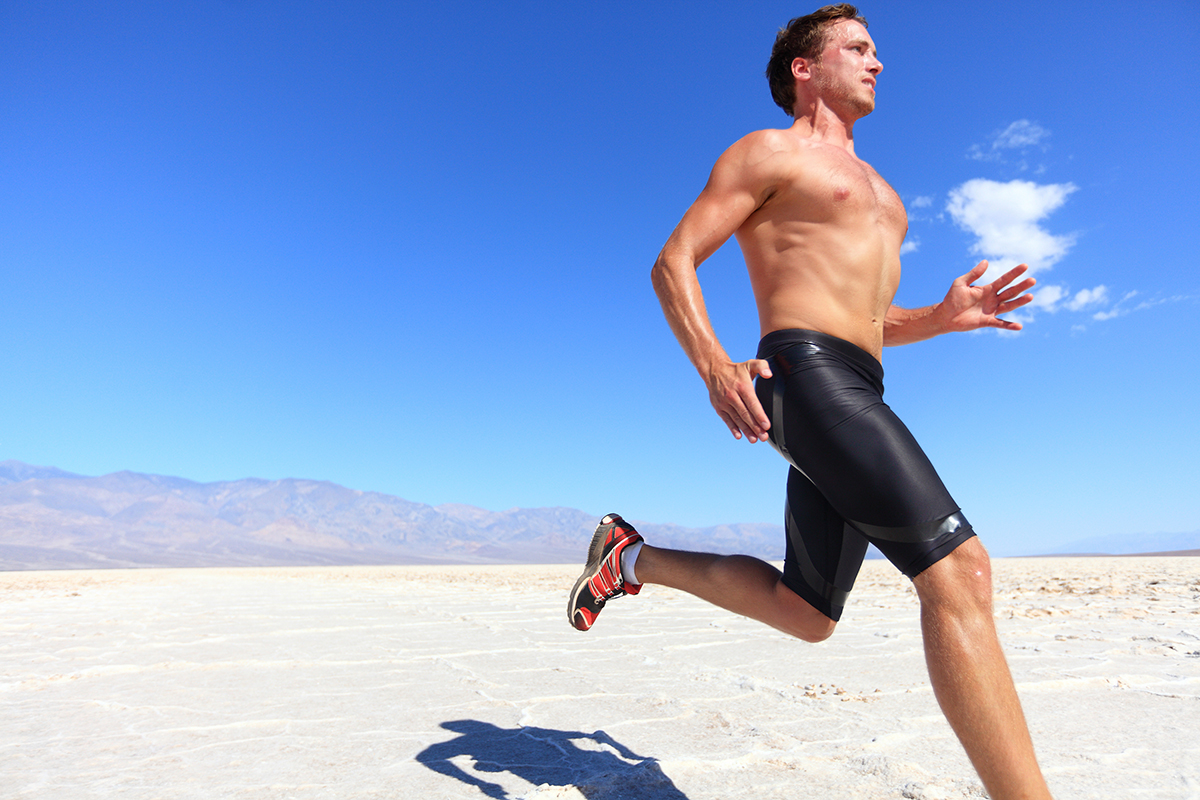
[{"xmin": 415, "ymin": 719, "xmax": 690, "ymax": 799}]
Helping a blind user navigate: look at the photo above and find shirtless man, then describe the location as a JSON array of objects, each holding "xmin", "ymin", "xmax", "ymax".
[{"xmin": 568, "ymin": 5, "xmax": 1053, "ymax": 798}]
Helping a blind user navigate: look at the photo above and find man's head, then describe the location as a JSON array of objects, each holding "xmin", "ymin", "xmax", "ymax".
[{"xmin": 766, "ymin": 4, "xmax": 869, "ymax": 116}]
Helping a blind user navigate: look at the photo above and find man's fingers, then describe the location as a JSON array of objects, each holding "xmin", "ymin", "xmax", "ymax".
[
  {"xmin": 730, "ymin": 391, "xmax": 770, "ymax": 441},
  {"xmin": 747, "ymin": 358, "xmax": 773, "ymax": 380},
  {"xmin": 996, "ymin": 262, "xmax": 1030, "ymax": 283},
  {"xmin": 741, "ymin": 376, "xmax": 771, "ymax": 432},
  {"xmin": 999, "ymin": 292, "xmax": 1035, "ymax": 313},
  {"xmin": 723, "ymin": 407, "xmax": 765, "ymax": 443},
  {"xmin": 997, "ymin": 277, "xmax": 1036, "ymax": 300},
  {"xmin": 957, "ymin": 260, "xmax": 989, "ymax": 286},
  {"xmin": 710, "ymin": 359, "xmax": 773, "ymax": 443},
  {"xmin": 716, "ymin": 409, "xmax": 744, "ymax": 440},
  {"xmin": 717, "ymin": 389, "xmax": 768, "ymax": 441},
  {"xmin": 742, "ymin": 361, "xmax": 772, "ymax": 438}
]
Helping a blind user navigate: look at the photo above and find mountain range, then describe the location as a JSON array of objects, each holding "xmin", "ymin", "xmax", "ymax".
[
  {"xmin": 0, "ymin": 460, "xmax": 784, "ymax": 570},
  {"xmin": 3, "ymin": 461, "xmax": 1196, "ymax": 570}
]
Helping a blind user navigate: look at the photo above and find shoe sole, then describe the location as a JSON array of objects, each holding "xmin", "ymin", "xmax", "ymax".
[{"xmin": 567, "ymin": 518, "xmax": 620, "ymax": 630}]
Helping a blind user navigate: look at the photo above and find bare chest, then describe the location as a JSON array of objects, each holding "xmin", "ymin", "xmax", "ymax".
[
  {"xmin": 816, "ymin": 157, "xmax": 902, "ymax": 230},
  {"xmin": 765, "ymin": 150, "xmax": 907, "ymax": 234},
  {"xmin": 833, "ymin": 166, "xmax": 905, "ymax": 227}
]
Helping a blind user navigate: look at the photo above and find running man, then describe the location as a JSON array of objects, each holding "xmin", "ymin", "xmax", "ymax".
[{"xmin": 568, "ymin": 6, "xmax": 1054, "ymax": 799}]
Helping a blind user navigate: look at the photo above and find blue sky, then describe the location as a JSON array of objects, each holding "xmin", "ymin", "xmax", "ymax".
[{"xmin": 2, "ymin": 1, "xmax": 1197, "ymax": 556}]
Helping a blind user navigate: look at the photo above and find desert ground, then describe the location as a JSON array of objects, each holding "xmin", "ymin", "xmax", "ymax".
[{"xmin": 2, "ymin": 557, "xmax": 1198, "ymax": 799}]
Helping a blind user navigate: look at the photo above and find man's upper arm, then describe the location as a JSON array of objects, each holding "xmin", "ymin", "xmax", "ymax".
[{"xmin": 660, "ymin": 132, "xmax": 781, "ymax": 269}]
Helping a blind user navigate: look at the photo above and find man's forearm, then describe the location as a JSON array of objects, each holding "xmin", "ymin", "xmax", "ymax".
[
  {"xmin": 651, "ymin": 255, "xmax": 731, "ymax": 378},
  {"xmin": 883, "ymin": 303, "xmax": 949, "ymax": 346},
  {"xmin": 651, "ymin": 251, "xmax": 773, "ymax": 443}
]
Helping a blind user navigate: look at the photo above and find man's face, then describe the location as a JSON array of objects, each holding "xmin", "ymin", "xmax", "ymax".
[{"xmin": 809, "ymin": 19, "xmax": 882, "ymax": 117}]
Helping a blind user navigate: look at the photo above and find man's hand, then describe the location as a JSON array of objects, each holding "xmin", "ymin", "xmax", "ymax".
[
  {"xmin": 706, "ymin": 358, "xmax": 773, "ymax": 443},
  {"xmin": 940, "ymin": 260, "xmax": 1037, "ymax": 332}
]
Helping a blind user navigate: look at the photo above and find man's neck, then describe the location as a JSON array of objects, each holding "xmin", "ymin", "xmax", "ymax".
[{"xmin": 789, "ymin": 101, "xmax": 859, "ymax": 153}]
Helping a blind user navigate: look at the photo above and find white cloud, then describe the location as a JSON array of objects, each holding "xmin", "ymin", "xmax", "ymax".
[
  {"xmin": 994, "ymin": 120, "xmax": 1049, "ymax": 149},
  {"xmin": 1031, "ymin": 284, "xmax": 1067, "ymax": 310},
  {"xmin": 946, "ymin": 178, "xmax": 1078, "ymax": 284},
  {"xmin": 900, "ymin": 237, "xmax": 919, "ymax": 255},
  {"xmin": 1093, "ymin": 290, "xmax": 1142, "ymax": 320},
  {"xmin": 1034, "ymin": 286, "xmax": 1188, "ymax": 325},
  {"xmin": 968, "ymin": 119, "xmax": 1050, "ymax": 162},
  {"xmin": 1066, "ymin": 285, "xmax": 1109, "ymax": 311},
  {"xmin": 1030, "ymin": 283, "xmax": 1109, "ymax": 316},
  {"xmin": 911, "ymin": 196, "xmax": 933, "ymax": 208},
  {"xmin": 1089, "ymin": 291, "xmax": 1195, "ymax": 321}
]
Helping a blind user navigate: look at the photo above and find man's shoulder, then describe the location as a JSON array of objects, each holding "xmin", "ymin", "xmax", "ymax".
[
  {"xmin": 708, "ymin": 128, "xmax": 831, "ymax": 196},
  {"xmin": 726, "ymin": 127, "xmax": 803, "ymax": 157},
  {"xmin": 717, "ymin": 127, "xmax": 831, "ymax": 174}
]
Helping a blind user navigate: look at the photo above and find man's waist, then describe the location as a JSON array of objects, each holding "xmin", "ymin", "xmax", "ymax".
[{"xmin": 757, "ymin": 328, "xmax": 883, "ymax": 376}]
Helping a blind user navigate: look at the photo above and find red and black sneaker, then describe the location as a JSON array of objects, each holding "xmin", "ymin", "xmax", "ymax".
[{"xmin": 568, "ymin": 513, "xmax": 644, "ymax": 631}]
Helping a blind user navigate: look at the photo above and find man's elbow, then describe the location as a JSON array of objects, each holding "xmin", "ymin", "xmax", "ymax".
[
  {"xmin": 650, "ymin": 250, "xmax": 687, "ymax": 291},
  {"xmin": 650, "ymin": 257, "xmax": 669, "ymax": 295}
]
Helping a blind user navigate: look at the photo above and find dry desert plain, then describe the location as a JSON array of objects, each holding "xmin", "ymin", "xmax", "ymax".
[{"xmin": 2, "ymin": 557, "xmax": 1198, "ymax": 799}]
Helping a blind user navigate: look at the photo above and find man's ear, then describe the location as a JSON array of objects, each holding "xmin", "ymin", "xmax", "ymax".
[{"xmin": 791, "ymin": 56, "xmax": 813, "ymax": 83}]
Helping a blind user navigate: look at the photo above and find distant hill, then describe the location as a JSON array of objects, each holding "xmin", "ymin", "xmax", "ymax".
[
  {"xmin": 0, "ymin": 460, "xmax": 785, "ymax": 570},
  {"xmin": 0, "ymin": 462, "xmax": 81, "ymax": 484},
  {"xmin": 5, "ymin": 461, "xmax": 1193, "ymax": 571}
]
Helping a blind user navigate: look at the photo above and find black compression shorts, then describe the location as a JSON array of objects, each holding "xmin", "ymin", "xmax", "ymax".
[{"xmin": 754, "ymin": 329, "xmax": 976, "ymax": 621}]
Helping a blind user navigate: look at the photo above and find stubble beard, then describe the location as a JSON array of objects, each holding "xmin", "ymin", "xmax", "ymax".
[{"xmin": 811, "ymin": 64, "xmax": 876, "ymax": 120}]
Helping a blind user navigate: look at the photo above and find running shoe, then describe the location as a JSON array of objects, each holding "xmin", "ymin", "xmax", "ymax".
[{"xmin": 568, "ymin": 513, "xmax": 643, "ymax": 631}]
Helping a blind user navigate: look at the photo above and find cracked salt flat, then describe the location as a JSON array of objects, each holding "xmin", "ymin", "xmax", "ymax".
[{"xmin": 1, "ymin": 558, "xmax": 1198, "ymax": 799}]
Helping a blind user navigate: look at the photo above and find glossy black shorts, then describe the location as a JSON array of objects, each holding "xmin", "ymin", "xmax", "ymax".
[{"xmin": 755, "ymin": 329, "xmax": 975, "ymax": 621}]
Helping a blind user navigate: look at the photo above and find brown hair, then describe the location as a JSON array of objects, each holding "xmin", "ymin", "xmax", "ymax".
[{"xmin": 765, "ymin": 4, "xmax": 868, "ymax": 116}]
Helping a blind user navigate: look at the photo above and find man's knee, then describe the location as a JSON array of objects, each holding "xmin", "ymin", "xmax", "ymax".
[
  {"xmin": 773, "ymin": 581, "xmax": 838, "ymax": 642},
  {"xmin": 913, "ymin": 537, "xmax": 994, "ymax": 613},
  {"xmin": 793, "ymin": 615, "xmax": 837, "ymax": 643},
  {"xmin": 778, "ymin": 611, "xmax": 836, "ymax": 643}
]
